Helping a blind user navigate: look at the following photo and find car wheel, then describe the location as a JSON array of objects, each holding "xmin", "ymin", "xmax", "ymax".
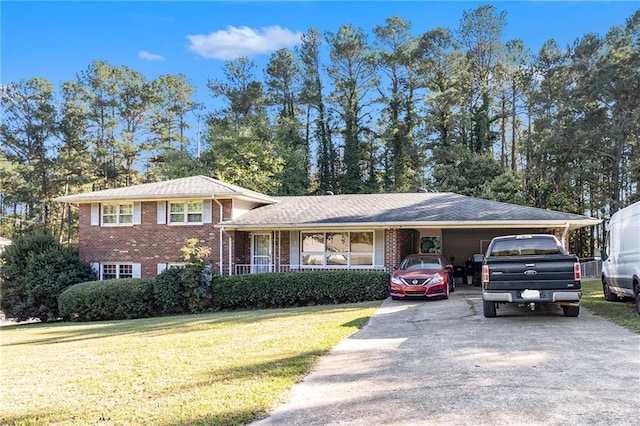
[
  {"xmin": 563, "ymin": 305, "xmax": 580, "ymax": 317},
  {"xmin": 602, "ymin": 278, "xmax": 618, "ymax": 301},
  {"xmin": 483, "ymin": 300, "xmax": 497, "ymax": 317},
  {"xmin": 635, "ymin": 292, "xmax": 640, "ymax": 315}
]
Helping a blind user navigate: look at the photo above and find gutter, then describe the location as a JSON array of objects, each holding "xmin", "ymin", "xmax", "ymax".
[
  {"xmin": 215, "ymin": 219, "xmax": 602, "ymax": 232},
  {"xmin": 212, "ymin": 196, "xmax": 225, "ymax": 276}
]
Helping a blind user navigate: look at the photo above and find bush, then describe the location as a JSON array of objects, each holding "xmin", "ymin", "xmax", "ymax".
[
  {"xmin": 210, "ymin": 270, "xmax": 389, "ymax": 310},
  {"xmin": 58, "ymin": 279, "xmax": 155, "ymax": 321},
  {"xmin": 152, "ymin": 267, "xmax": 185, "ymax": 314},
  {"xmin": 0, "ymin": 234, "xmax": 96, "ymax": 322},
  {"xmin": 152, "ymin": 264, "xmax": 211, "ymax": 315}
]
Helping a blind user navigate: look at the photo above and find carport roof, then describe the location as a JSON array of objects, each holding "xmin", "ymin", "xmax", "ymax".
[{"xmin": 219, "ymin": 192, "xmax": 601, "ymax": 231}]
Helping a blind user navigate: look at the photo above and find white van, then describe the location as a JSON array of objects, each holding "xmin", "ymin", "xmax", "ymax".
[{"xmin": 601, "ymin": 200, "xmax": 640, "ymax": 313}]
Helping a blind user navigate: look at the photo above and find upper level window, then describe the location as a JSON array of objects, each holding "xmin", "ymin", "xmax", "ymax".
[
  {"xmin": 169, "ymin": 201, "xmax": 203, "ymax": 224},
  {"xmin": 102, "ymin": 203, "xmax": 133, "ymax": 225}
]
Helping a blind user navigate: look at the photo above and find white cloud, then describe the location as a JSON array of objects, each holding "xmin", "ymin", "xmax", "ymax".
[
  {"xmin": 187, "ymin": 25, "xmax": 302, "ymax": 60},
  {"xmin": 138, "ymin": 50, "xmax": 166, "ymax": 61}
]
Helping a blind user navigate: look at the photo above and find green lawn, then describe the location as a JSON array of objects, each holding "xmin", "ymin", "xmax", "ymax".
[
  {"xmin": 0, "ymin": 301, "xmax": 381, "ymax": 426},
  {"xmin": 581, "ymin": 278, "xmax": 640, "ymax": 333}
]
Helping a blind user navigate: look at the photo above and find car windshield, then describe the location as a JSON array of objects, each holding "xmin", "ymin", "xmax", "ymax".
[{"xmin": 401, "ymin": 257, "xmax": 442, "ymax": 270}]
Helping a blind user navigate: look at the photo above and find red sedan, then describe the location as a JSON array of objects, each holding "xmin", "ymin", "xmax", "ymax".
[{"xmin": 389, "ymin": 254, "xmax": 455, "ymax": 300}]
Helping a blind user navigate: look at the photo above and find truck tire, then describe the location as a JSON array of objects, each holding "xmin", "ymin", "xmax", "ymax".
[
  {"xmin": 563, "ymin": 305, "xmax": 580, "ymax": 317},
  {"xmin": 483, "ymin": 300, "xmax": 497, "ymax": 317}
]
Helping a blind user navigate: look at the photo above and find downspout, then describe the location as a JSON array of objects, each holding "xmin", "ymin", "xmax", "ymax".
[
  {"xmin": 561, "ymin": 222, "xmax": 570, "ymax": 250},
  {"xmin": 212, "ymin": 197, "xmax": 224, "ymax": 276}
]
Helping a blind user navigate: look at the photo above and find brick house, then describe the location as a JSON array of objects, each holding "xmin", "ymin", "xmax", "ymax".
[{"xmin": 56, "ymin": 175, "xmax": 600, "ymax": 280}]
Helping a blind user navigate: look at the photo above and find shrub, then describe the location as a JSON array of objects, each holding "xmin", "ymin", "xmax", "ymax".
[
  {"xmin": 58, "ymin": 279, "xmax": 155, "ymax": 321},
  {"xmin": 210, "ymin": 270, "xmax": 389, "ymax": 310},
  {"xmin": 152, "ymin": 267, "xmax": 185, "ymax": 314},
  {"xmin": 152, "ymin": 264, "xmax": 211, "ymax": 315},
  {"xmin": 0, "ymin": 234, "xmax": 96, "ymax": 322}
]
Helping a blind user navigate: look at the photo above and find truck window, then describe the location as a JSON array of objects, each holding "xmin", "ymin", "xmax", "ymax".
[{"xmin": 489, "ymin": 238, "xmax": 563, "ymax": 256}]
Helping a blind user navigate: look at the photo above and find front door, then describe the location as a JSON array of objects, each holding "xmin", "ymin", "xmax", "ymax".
[{"xmin": 252, "ymin": 233, "xmax": 272, "ymax": 273}]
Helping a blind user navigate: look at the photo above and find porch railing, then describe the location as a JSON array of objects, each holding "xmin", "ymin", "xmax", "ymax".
[{"xmin": 234, "ymin": 264, "xmax": 387, "ymax": 275}]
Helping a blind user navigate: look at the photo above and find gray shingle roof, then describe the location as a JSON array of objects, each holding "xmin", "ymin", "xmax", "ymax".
[
  {"xmin": 220, "ymin": 192, "xmax": 600, "ymax": 230},
  {"xmin": 55, "ymin": 175, "xmax": 278, "ymax": 204}
]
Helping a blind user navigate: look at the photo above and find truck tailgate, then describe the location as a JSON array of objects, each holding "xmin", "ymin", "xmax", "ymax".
[{"xmin": 484, "ymin": 255, "xmax": 580, "ymax": 291}]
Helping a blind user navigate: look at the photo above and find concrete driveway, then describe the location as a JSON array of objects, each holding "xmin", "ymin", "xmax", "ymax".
[{"xmin": 253, "ymin": 286, "xmax": 640, "ymax": 425}]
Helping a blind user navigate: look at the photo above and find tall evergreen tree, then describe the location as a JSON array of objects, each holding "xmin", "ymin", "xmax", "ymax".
[
  {"xmin": 298, "ymin": 28, "xmax": 337, "ymax": 193},
  {"xmin": 265, "ymin": 48, "xmax": 311, "ymax": 195},
  {"xmin": 374, "ymin": 16, "xmax": 426, "ymax": 192},
  {"xmin": 204, "ymin": 57, "xmax": 284, "ymax": 194},
  {"xmin": 325, "ymin": 24, "xmax": 379, "ymax": 193},
  {"xmin": 0, "ymin": 78, "xmax": 61, "ymax": 232}
]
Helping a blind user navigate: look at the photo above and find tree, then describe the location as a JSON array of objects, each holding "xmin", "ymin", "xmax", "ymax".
[
  {"xmin": 458, "ymin": 4, "xmax": 507, "ymax": 154},
  {"xmin": 0, "ymin": 78, "xmax": 61, "ymax": 232},
  {"xmin": 0, "ymin": 234, "xmax": 96, "ymax": 322},
  {"xmin": 374, "ymin": 16, "xmax": 426, "ymax": 192},
  {"xmin": 204, "ymin": 57, "xmax": 284, "ymax": 194},
  {"xmin": 265, "ymin": 48, "xmax": 311, "ymax": 194},
  {"xmin": 299, "ymin": 28, "xmax": 338, "ymax": 193},
  {"xmin": 325, "ymin": 24, "xmax": 379, "ymax": 193},
  {"xmin": 148, "ymin": 73, "xmax": 197, "ymax": 153},
  {"xmin": 418, "ymin": 27, "xmax": 467, "ymax": 154}
]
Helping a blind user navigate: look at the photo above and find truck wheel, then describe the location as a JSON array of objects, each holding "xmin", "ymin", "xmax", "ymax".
[
  {"xmin": 483, "ymin": 300, "xmax": 497, "ymax": 317},
  {"xmin": 563, "ymin": 305, "xmax": 580, "ymax": 317},
  {"xmin": 602, "ymin": 278, "xmax": 618, "ymax": 302}
]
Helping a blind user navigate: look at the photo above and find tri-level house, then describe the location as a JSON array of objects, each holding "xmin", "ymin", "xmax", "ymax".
[{"xmin": 56, "ymin": 175, "xmax": 601, "ymax": 280}]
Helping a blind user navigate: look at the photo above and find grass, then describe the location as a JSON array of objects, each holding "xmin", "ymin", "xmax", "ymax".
[
  {"xmin": 0, "ymin": 301, "xmax": 381, "ymax": 426},
  {"xmin": 580, "ymin": 278, "xmax": 640, "ymax": 333}
]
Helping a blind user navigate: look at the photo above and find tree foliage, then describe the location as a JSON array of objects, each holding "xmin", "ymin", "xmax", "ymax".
[
  {"xmin": 1, "ymin": 6, "xmax": 639, "ymax": 255},
  {"xmin": 0, "ymin": 234, "xmax": 96, "ymax": 322}
]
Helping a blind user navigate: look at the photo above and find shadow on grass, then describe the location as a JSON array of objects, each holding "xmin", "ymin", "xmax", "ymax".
[{"xmin": 0, "ymin": 302, "xmax": 380, "ymax": 347}]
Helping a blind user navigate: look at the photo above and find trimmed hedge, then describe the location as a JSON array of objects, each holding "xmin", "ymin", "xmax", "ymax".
[
  {"xmin": 58, "ymin": 279, "xmax": 155, "ymax": 321},
  {"xmin": 57, "ymin": 270, "xmax": 390, "ymax": 321},
  {"xmin": 210, "ymin": 271, "xmax": 390, "ymax": 310}
]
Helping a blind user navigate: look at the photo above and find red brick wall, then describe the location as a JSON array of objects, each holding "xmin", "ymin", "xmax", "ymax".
[
  {"xmin": 277, "ymin": 231, "xmax": 290, "ymax": 270},
  {"xmin": 232, "ymin": 231, "xmax": 251, "ymax": 273},
  {"xmin": 384, "ymin": 228, "xmax": 420, "ymax": 271},
  {"xmin": 78, "ymin": 199, "xmax": 233, "ymax": 278}
]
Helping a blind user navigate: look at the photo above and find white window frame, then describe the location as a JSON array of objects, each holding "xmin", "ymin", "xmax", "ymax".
[
  {"xmin": 101, "ymin": 203, "xmax": 134, "ymax": 226},
  {"xmin": 99, "ymin": 263, "xmax": 140, "ymax": 280},
  {"xmin": 157, "ymin": 262, "xmax": 189, "ymax": 276},
  {"xmin": 168, "ymin": 200, "xmax": 203, "ymax": 225},
  {"xmin": 300, "ymin": 230, "xmax": 374, "ymax": 268},
  {"xmin": 251, "ymin": 233, "xmax": 272, "ymax": 273}
]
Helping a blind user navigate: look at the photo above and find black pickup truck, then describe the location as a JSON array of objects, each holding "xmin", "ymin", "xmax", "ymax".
[{"xmin": 481, "ymin": 234, "xmax": 582, "ymax": 317}]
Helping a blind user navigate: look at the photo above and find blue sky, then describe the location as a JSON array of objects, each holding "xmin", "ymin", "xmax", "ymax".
[{"xmin": 2, "ymin": 1, "xmax": 639, "ymax": 114}]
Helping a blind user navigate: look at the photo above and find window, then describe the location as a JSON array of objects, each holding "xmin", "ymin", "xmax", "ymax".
[
  {"xmin": 301, "ymin": 231, "xmax": 374, "ymax": 267},
  {"xmin": 102, "ymin": 263, "xmax": 134, "ymax": 279},
  {"xmin": 169, "ymin": 201, "xmax": 202, "ymax": 224},
  {"xmin": 102, "ymin": 203, "xmax": 133, "ymax": 225}
]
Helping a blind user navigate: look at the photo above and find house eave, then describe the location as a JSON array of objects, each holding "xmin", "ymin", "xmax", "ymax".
[
  {"xmin": 55, "ymin": 193, "xmax": 278, "ymax": 204},
  {"xmin": 217, "ymin": 219, "xmax": 601, "ymax": 231}
]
